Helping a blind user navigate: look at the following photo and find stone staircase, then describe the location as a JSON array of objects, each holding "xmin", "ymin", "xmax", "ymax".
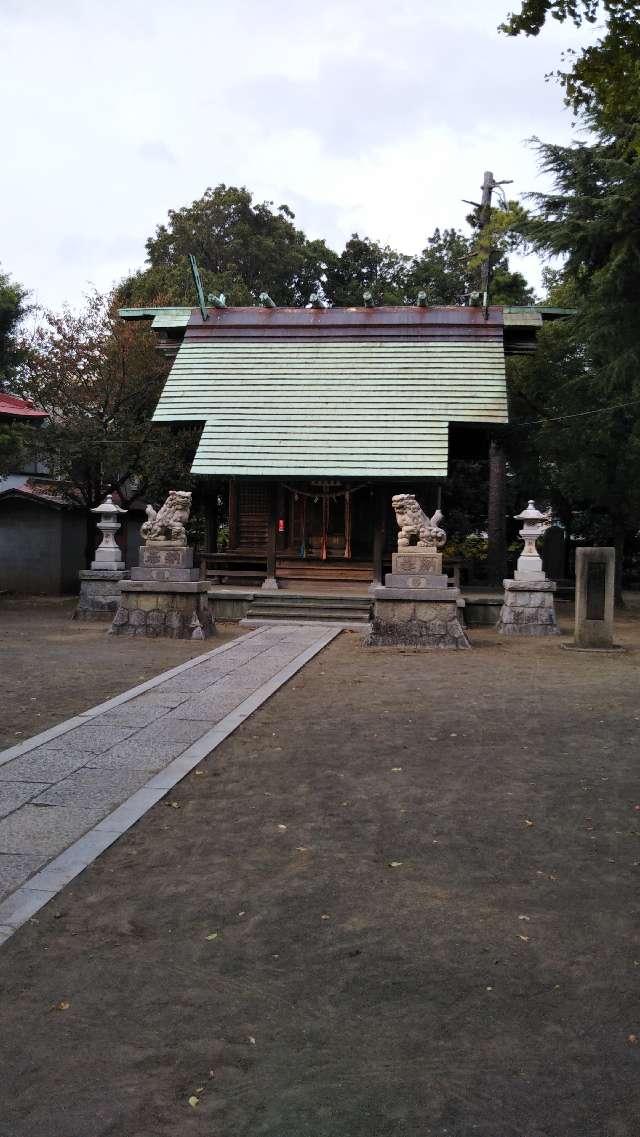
[{"xmin": 242, "ymin": 592, "xmax": 372, "ymax": 626}]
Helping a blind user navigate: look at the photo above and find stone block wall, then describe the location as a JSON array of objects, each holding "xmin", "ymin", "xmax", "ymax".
[
  {"xmin": 110, "ymin": 585, "xmax": 214, "ymax": 640},
  {"xmin": 496, "ymin": 581, "xmax": 560, "ymax": 636}
]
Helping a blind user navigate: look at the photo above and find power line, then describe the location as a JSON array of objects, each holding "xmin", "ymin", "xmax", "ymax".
[{"xmin": 511, "ymin": 396, "xmax": 640, "ymax": 429}]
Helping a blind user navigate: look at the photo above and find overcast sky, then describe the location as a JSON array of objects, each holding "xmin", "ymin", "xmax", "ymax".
[{"xmin": 2, "ymin": 0, "xmax": 594, "ymax": 311}]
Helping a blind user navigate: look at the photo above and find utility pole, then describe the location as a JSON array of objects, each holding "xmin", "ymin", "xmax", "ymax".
[
  {"xmin": 464, "ymin": 170, "xmax": 513, "ymax": 311},
  {"xmin": 464, "ymin": 170, "xmax": 513, "ymax": 586},
  {"xmin": 479, "ymin": 170, "xmax": 495, "ymax": 310}
]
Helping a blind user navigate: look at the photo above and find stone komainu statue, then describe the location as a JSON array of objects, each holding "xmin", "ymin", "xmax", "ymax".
[
  {"xmin": 391, "ymin": 493, "xmax": 446, "ymax": 549},
  {"xmin": 141, "ymin": 490, "xmax": 192, "ymax": 545}
]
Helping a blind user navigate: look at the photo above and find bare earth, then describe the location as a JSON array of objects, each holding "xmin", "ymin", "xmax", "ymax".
[
  {"xmin": 0, "ymin": 598, "xmax": 238, "ymax": 750},
  {"xmin": 0, "ymin": 603, "xmax": 639, "ymax": 1136}
]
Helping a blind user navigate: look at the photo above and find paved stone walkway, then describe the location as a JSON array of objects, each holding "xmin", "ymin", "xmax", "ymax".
[{"xmin": 0, "ymin": 623, "xmax": 340, "ymax": 943}]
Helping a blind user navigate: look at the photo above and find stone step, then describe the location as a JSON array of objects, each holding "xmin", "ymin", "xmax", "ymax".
[
  {"xmin": 248, "ymin": 606, "xmax": 371, "ymax": 623},
  {"xmin": 246, "ymin": 594, "xmax": 372, "ymax": 623},
  {"xmin": 252, "ymin": 594, "xmax": 371, "ymax": 610}
]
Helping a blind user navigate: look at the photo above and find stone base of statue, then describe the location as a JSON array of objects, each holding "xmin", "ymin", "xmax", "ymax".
[
  {"xmin": 75, "ymin": 568, "xmax": 129, "ymax": 620},
  {"xmin": 365, "ymin": 550, "xmax": 471, "ymax": 649},
  {"xmin": 110, "ymin": 546, "xmax": 214, "ymax": 640},
  {"xmin": 496, "ymin": 579, "xmax": 560, "ymax": 636}
]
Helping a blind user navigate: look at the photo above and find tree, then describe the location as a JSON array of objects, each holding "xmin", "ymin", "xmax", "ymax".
[
  {"xmin": 500, "ymin": 1, "xmax": 640, "ymax": 124},
  {"xmin": 118, "ymin": 184, "xmax": 336, "ymax": 308},
  {"xmin": 408, "ymin": 224, "xmax": 535, "ymax": 307},
  {"xmin": 0, "ymin": 267, "xmax": 29, "ymax": 392},
  {"xmin": 324, "ymin": 235, "xmax": 411, "ymax": 305},
  {"xmin": 15, "ymin": 290, "xmax": 200, "ymax": 564},
  {"xmin": 0, "ymin": 267, "xmax": 31, "ymax": 475},
  {"xmin": 118, "ymin": 183, "xmax": 535, "ymax": 310}
]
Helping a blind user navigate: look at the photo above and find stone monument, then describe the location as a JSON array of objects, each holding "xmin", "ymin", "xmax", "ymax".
[
  {"xmin": 110, "ymin": 490, "xmax": 214, "ymax": 639},
  {"xmin": 366, "ymin": 493, "xmax": 470, "ymax": 648},
  {"xmin": 496, "ymin": 500, "xmax": 559, "ymax": 636},
  {"xmin": 75, "ymin": 495, "xmax": 129, "ymax": 620},
  {"xmin": 563, "ymin": 547, "xmax": 620, "ymax": 651}
]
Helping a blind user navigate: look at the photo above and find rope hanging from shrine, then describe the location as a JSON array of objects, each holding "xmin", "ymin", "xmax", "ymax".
[{"xmin": 282, "ymin": 482, "xmax": 371, "ymax": 502}]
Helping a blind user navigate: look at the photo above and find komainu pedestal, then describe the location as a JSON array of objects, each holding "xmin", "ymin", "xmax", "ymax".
[
  {"xmin": 365, "ymin": 497, "xmax": 470, "ymax": 649},
  {"xmin": 111, "ymin": 546, "xmax": 214, "ymax": 640},
  {"xmin": 110, "ymin": 492, "xmax": 214, "ymax": 640}
]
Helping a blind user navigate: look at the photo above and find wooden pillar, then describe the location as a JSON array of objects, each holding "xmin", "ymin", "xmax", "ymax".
[
  {"xmin": 262, "ymin": 482, "xmax": 279, "ymax": 590},
  {"xmin": 276, "ymin": 483, "xmax": 286, "ymax": 552},
  {"xmin": 344, "ymin": 490, "xmax": 352, "ymax": 559},
  {"xmin": 487, "ymin": 438, "xmax": 507, "ymax": 586},
  {"xmin": 371, "ymin": 486, "xmax": 385, "ymax": 588},
  {"xmin": 206, "ymin": 480, "xmax": 218, "ymax": 553},
  {"xmin": 228, "ymin": 478, "xmax": 238, "ymax": 550}
]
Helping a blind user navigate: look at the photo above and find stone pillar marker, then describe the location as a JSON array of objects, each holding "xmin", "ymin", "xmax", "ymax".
[
  {"xmin": 75, "ymin": 495, "xmax": 129, "ymax": 620},
  {"xmin": 111, "ymin": 490, "xmax": 214, "ymax": 640},
  {"xmin": 496, "ymin": 500, "xmax": 560, "ymax": 636},
  {"xmin": 566, "ymin": 547, "xmax": 620, "ymax": 651},
  {"xmin": 366, "ymin": 493, "xmax": 470, "ymax": 649}
]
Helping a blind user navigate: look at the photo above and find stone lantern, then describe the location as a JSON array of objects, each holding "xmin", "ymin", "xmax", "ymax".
[
  {"xmin": 90, "ymin": 495, "xmax": 127, "ymax": 570},
  {"xmin": 514, "ymin": 500, "xmax": 548, "ymax": 581},
  {"xmin": 74, "ymin": 495, "xmax": 129, "ymax": 620},
  {"xmin": 495, "ymin": 497, "xmax": 559, "ymax": 637}
]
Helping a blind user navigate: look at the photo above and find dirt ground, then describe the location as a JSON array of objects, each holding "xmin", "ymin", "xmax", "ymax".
[
  {"xmin": 0, "ymin": 598, "xmax": 238, "ymax": 750},
  {"xmin": 1, "ymin": 607, "xmax": 640, "ymax": 1136}
]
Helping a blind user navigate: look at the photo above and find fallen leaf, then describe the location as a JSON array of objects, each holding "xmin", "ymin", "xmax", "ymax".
[
  {"xmin": 277, "ymin": 824, "xmax": 287, "ymax": 831},
  {"xmin": 195, "ymin": 770, "xmax": 205, "ymax": 777},
  {"xmin": 321, "ymin": 914, "xmax": 331, "ymax": 920},
  {"xmin": 524, "ymin": 819, "xmax": 535, "ymax": 827},
  {"xmin": 206, "ymin": 933, "xmax": 218, "ymax": 941},
  {"xmin": 248, "ymin": 1036, "xmax": 256, "ymax": 1045},
  {"xmin": 518, "ymin": 915, "xmax": 531, "ymax": 921},
  {"xmin": 52, "ymin": 1000, "xmax": 70, "ymax": 1011},
  {"xmin": 518, "ymin": 935, "xmax": 530, "ymax": 942},
  {"xmin": 238, "ymin": 911, "xmax": 245, "ymax": 916},
  {"xmin": 388, "ymin": 861, "xmax": 403, "ymax": 868},
  {"xmin": 296, "ymin": 846, "xmax": 309, "ymax": 853},
  {"xmin": 391, "ymin": 767, "xmax": 403, "ymax": 772},
  {"xmin": 167, "ymin": 801, "xmax": 180, "ymax": 810},
  {"xmin": 195, "ymin": 1085, "xmax": 204, "ymax": 1092},
  {"xmin": 188, "ymin": 1095, "xmax": 199, "ymax": 1108},
  {"xmin": 627, "ymin": 1034, "xmax": 638, "ymax": 1045}
]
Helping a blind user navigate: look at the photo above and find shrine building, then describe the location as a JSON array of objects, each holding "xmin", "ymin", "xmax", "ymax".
[{"xmin": 120, "ymin": 301, "xmax": 559, "ymax": 594}]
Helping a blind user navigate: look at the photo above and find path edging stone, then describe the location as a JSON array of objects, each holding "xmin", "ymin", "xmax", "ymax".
[{"xmin": 0, "ymin": 625, "xmax": 340, "ymax": 945}]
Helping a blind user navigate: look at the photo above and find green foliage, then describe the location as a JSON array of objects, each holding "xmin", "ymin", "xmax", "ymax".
[
  {"xmin": 0, "ymin": 267, "xmax": 29, "ymax": 391},
  {"xmin": 15, "ymin": 290, "xmax": 199, "ymax": 515},
  {"xmin": 0, "ymin": 421, "xmax": 27, "ymax": 478},
  {"xmin": 500, "ymin": 1, "xmax": 640, "ymax": 122},
  {"xmin": 118, "ymin": 184, "xmax": 535, "ymax": 310},
  {"xmin": 117, "ymin": 184, "xmax": 336, "ymax": 307},
  {"xmin": 324, "ymin": 235, "xmax": 410, "ymax": 305}
]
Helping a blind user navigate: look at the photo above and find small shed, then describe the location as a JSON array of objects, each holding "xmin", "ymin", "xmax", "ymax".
[{"xmin": 0, "ymin": 483, "xmax": 85, "ymax": 594}]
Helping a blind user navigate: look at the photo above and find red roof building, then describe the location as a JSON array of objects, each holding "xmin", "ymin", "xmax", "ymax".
[{"xmin": 0, "ymin": 393, "xmax": 47, "ymax": 420}]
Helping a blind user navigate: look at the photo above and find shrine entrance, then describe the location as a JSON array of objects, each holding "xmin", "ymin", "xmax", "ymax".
[{"xmin": 286, "ymin": 482, "xmax": 374, "ymax": 561}]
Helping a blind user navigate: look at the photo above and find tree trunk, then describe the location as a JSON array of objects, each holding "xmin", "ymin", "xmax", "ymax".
[
  {"xmin": 486, "ymin": 438, "xmax": 507, "ymax": 586},
  {"xmin": 84, "ymin": 509, "xmax": 96, "ymax": 569},
  {"xmin": 613, "ymin": 523, "xmax": 625, "ymax": 608}
]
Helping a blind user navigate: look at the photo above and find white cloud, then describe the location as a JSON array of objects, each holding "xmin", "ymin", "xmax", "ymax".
[{"xmin": 1, "ymin": 0, "xmax": 594, "ymax": 309}]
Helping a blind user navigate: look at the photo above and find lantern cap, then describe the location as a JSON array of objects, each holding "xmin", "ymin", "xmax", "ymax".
[
  {"xmin": 91, "ymin": 494, "xmax": 127, "ymax": 515},
  {"xmin": 514, "ymin": 499, "xmax": 546, "ymax": 523}
]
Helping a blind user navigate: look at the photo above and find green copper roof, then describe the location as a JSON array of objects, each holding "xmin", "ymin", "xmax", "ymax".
[
  {"xmin": 118, "ymin": 307, "xmax": 192, "ymax": 329},
  {"xmin": 152, "ymin": 340, "xmax": 508, "ymax": 478}
]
